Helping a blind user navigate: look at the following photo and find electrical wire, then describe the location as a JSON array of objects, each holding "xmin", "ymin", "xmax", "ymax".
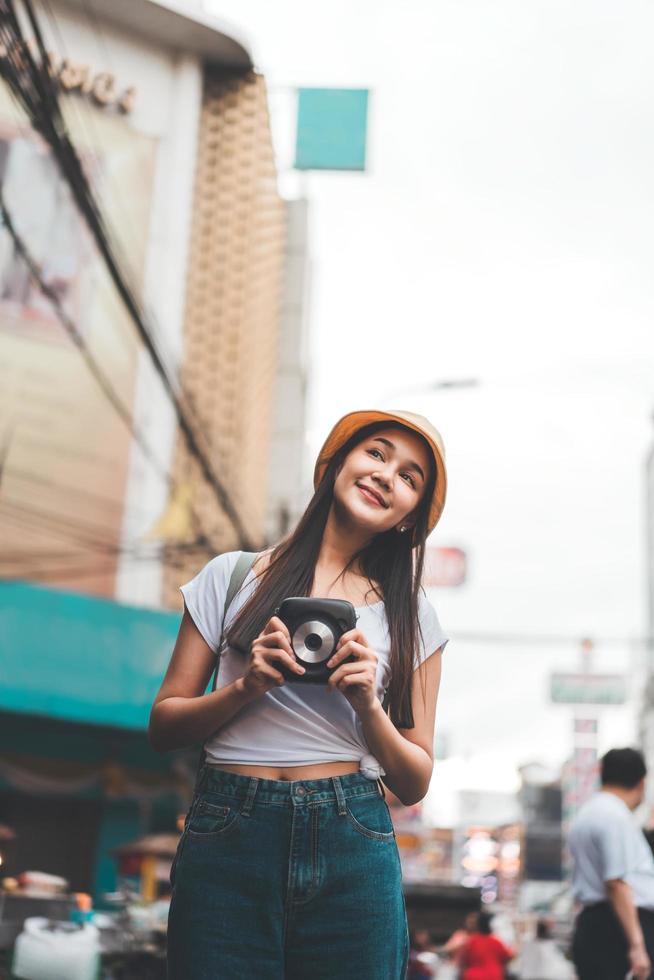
[
  {"xmin": 7, "ymin": 466, "xmax": 150, "ymax": 517},
  {"xmin": 0, "ymin": 192, "xmax": 172, "ymax": 485},
  {"xmin": 0, "ymin": 189, "xmax": 210, "ymax": 557},
  {"xmin": 0, "ymin": 0, "xmax": 256, "ymax": 549},
  {"xmin": 0, "ymin": 497, "xmax": 213, "ymax": 557},
  {"xmin": 450, "ymin": 629, "xmax": 653, "ymax": 648}
]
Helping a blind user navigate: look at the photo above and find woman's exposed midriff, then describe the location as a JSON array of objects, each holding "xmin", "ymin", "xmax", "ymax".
[{"xmin": 206, "ymin": 760, "xmax": 361, "ymax": 782}]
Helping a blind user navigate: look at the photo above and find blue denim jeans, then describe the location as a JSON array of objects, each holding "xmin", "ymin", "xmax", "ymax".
[{"xmin": 167, "ymin": 767, "xmax": 409, "ymax": 979}]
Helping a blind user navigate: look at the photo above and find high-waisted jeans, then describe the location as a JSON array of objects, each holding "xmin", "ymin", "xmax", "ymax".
[{"xmin": 167, "ymin": 766, "xmax": 409, "ymax": 979}]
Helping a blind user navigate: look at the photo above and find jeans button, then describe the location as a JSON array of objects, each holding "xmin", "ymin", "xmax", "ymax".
[{"xmin": 296, "ymin": 785, "xmax": 306, "ymax": 796}]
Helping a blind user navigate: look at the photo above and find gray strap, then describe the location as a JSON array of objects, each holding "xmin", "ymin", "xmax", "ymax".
[
  {"xmin": 199, "ymin": 550, "xmax": 258, "ymax": 773},
  {"xmin": 208, "ymin": 551, "xmax": 257, "ymax": 692},
  {"xmin": 224, "ymin": 551, "xmax": 258, "ymax": 621}
]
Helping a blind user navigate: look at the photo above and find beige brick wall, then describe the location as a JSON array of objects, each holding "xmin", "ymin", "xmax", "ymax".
[{"xmin": 162, "ymin": 70, "xmax": 285, "ymax": 609}]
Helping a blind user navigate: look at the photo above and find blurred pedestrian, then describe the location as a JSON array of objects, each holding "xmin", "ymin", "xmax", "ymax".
[
  {"xmin": 408, "ymin": 927, "xmax": 438, "ymax": 979},
  {"xmin": 151, "ymin": 410, "xmax": 450, "ymax": 979},
  {"xmin": 513, "ymin": 919, "xmax": 574, "ymax": 979},
  {"xmin": 460, "ymin": 910, "xmax": 515, "ymax": 980},
  {"xmin": 440, "ymin": 911, "xmax": 480, "ymax": 972},
  {"xmin": 569, "ymin": 746, "xmax": 654, "ymax": 980}
]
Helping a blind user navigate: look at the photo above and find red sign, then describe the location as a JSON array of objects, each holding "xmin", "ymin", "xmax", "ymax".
[{"xmin": 423, "ymin": 547, "xmax": 467, "ymax": 587}]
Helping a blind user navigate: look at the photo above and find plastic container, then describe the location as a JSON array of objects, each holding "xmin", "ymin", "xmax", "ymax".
[{"xmin": 11, "ymin": 916, "xmax": 100, "ymax": 980}]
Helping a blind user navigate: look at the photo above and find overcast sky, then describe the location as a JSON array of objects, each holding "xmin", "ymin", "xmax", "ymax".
[{"xmin": 207, "ymin": 0, "xmax": 654, "ymax": 819}]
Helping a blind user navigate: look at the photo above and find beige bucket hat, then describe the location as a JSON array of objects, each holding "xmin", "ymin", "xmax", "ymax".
[{"xmin": 313, "ymin": 409, "xmax": 447, "ymax": 534}]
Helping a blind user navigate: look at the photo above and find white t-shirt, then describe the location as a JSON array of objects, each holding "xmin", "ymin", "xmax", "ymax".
[
  {"xmin": 569, "ymin": 791, "xmax": 654, "ymax": 909},
  {"xmin": 180, "ymin": 551, "xmax": 449, "ymax": 771}
]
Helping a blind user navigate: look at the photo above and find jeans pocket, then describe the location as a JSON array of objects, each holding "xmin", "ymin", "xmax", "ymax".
[
  {"xmin": 346, "ymin": 795, "xmax": 395, "ymax": 842},
  {"xmin": 187, "ymin": 799, "xmax": 234, "ymax": 838}
]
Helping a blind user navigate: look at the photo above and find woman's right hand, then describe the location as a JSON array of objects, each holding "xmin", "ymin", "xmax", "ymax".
[{"xmin": 242, "ymin": 616, "xmax": 305, "ymax": 697}]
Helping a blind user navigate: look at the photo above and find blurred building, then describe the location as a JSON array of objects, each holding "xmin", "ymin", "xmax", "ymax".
[
  {"xmin": 640, "ymin": 428, "xmax": 654, "ymax": 803},
  {"xmin": 517, "ymin": 763, "xmax": 565, "ymax": 914},
  {"xmin": 265, "ymin": 197, "xmax": 312, "ymax": 542},
  {"xmin": 0, "ymin": 0, "xmax": 300, "ymax": 608},
  {"xmin": 0, "ymin": 0, "xmax": 305, "ymax": 901}
]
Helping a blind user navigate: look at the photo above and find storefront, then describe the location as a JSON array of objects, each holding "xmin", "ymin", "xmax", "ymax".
[{"xmin": 0, "ymin": 579, "xmax": 190, "ymax": 901}]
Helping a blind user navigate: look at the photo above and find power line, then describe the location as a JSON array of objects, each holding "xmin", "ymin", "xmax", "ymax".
[
  {"xmin": 0, "ymin": 191, "xmax": 172, "ymax": 487},
  {"xmin": 7, "ymin": 466, "xmax": 149, "ymax": 517},
  {"xmin": 0, "ymin": 0, "xmax": 256, "ymax": 550},
  {"xmin": 37, "ymin": 0, "xmax": 188, "ymax": 389},
  {"xmin": 0, "ymin": 497, "xmax": 213, "ymax": 557},
  {"xmin": 0, "ymin": 191, "xmax": 212, "ymax": 556},
  {"xmin": 451, "ymin": 630, "xmax": 652, "ymax": 648}
]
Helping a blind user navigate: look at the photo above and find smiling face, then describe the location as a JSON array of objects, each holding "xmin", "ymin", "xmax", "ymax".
[{"xmin": 331, "ymin": 426, "xmax": 432, "ymax": 538}]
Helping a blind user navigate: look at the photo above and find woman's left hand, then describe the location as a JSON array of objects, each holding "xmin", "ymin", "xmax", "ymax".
[{"xmin": 326, "ymin": 628, "xmax": 379, "ymax": 715}]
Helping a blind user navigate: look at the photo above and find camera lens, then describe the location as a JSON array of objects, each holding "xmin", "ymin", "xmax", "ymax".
[{"xmin": 292, "ymin": 621, "xmax": 336, "ymax": 663}]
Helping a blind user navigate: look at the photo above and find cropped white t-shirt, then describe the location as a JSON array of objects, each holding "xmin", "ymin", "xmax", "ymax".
[{"xmin": 180, "ymin": 551, "xmax": 449, "ymax": 773}]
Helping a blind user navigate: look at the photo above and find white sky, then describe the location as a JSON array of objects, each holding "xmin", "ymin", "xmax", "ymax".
[{"xmin": 207, "ymin": 0, "xmax": 654, "ymax": 819}]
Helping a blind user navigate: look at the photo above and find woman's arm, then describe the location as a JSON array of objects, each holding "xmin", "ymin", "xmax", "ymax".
[
  {"xmin": 327, "ymin": 631, "xmax": 443, "ymax": 805},
  {"xmin": 358, "ymin": 651, "xmax": 442, "ymax": 805},
  {"xmin": 148, "ymin": 610, "xmax": 256, "ymax": 752},
  {"xmin": 149, "ymin": 610, "xmax": 302, "ymax": 753}
]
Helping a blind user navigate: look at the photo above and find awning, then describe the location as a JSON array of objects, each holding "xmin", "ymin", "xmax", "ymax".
[{"xmin": 0, "ymin": 581, "xmax": 180, "ymax": 730}]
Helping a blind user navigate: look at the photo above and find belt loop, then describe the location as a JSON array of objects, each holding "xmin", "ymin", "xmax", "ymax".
[
  {"xmin": 332, "ymin": 776, "xmax": 347, "ymax": 816},
  {"xmin": 241, "ymin": 777, "xmax": 258, "ymax": 817}
]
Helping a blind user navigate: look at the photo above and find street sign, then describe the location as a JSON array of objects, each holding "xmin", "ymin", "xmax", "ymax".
[
  {"xmin": 573, "ymin": 718, "xmax": 598, "ymax": 734},
  {"xmin": 423, "ymin": 547, "xmax": 467, "ymax": 588},
  {"xmin": 295, "ymin": 88, "xmax": 369, "ymax": 171},
  {"xmin": 550, "ymin": 672, "xmax": 626, "ymax": 705}
]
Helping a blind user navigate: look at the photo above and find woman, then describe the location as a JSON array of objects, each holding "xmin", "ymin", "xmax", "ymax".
[
  {"xmin": 150, "ymin": 409, "xmax": 449, "ymax": 979},
  {"xmin": 461, "ymin": 911, "xmax": 515, "ymax": 980}
]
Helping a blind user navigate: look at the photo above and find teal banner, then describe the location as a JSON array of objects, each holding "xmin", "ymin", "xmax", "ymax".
[
  {"xmin": 295, "ymin": 88, "xmax": 369, "ymax": 171},
  {"xmin": 0, "ymin": 581, "xmax": 180, "ymax": 729}
]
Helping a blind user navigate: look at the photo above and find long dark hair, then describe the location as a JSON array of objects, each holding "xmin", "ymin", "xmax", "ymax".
[{"xmin": 226, "ymin": 421, "xmax": 437, "ymax": 728}]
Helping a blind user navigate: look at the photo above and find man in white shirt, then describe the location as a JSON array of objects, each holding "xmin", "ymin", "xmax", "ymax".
[{"xmin": 569, "ymin": 747, "xmax": 654, "ymax": 980}]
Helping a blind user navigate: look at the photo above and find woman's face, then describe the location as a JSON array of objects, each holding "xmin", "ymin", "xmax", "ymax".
[{"xmin": 332, "ymin": 426, "xmax": 432, "ymax": 537}]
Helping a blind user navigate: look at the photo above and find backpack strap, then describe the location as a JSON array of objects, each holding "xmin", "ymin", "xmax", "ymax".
[
  {"xmin": 197, "ymin": 551, "xmax": 258, "ymax": 781},
  {"xmin": 224, "ymin": 551, "xmax": 258, "ymax": 621},
  {"xmin": 210, "ymin": 551, "xmax": 258, "ymax": 691}
]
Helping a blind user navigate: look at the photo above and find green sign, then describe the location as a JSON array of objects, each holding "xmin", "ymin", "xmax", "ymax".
[
  {"xmin": 295, "ymin": 88, "xmax": 369, "ymax": 171},
  {"xmin": 550, "ymin": 672, "xmax": 626, "ymax": 705}
]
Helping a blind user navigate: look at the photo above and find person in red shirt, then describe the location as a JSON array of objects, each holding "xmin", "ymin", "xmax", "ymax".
[{"xmin": 461, "ymin": 911, "xmax": 515, "ymax": 980}]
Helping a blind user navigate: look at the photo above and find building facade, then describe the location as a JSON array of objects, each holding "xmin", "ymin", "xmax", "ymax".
[{"xmin": 0, "ymin": 0, "xmax": 301, "ymax": 900}]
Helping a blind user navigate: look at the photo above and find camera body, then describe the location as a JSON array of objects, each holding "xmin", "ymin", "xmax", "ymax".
[{"xmin": 275, "ymin": 597, "xmax": 357, "ymax": 683}]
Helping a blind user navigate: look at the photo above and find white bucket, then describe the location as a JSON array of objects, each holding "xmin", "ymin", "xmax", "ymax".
[{"xmin": 12, "ymin": 917, "xmax": 100, "ymax": 980}]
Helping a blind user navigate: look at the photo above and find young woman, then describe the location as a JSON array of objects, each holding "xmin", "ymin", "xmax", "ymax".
[{"xmin": 150, "ymin": 409, "xmax": 450, "ymax": 980}]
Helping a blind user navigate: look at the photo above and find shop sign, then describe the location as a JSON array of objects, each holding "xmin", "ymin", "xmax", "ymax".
[
  {"xmin": 0, "ymin": 39, "xmax": 135, "ymax": 113},
  {"xmin": 423, "ymin": 546, "xmax": 467, "ymax": 587},
  {"xmin": 550, "ymin": 672, "xmax": 626, "ymax": 705}
]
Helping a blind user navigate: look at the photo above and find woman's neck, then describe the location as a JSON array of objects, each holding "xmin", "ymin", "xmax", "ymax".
[{"xmin": 317, "ymin": 506, "xmax": 372, "ymax": 579}]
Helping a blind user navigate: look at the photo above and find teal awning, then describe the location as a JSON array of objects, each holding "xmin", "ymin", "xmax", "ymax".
[{"xmin": 0, "ymin": 581, "xmax": 181, "ymax": 730}]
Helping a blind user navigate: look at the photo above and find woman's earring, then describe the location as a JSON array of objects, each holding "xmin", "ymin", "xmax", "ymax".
[{"xmin": 398, "ymin": 525, "xmax": 408, "ymax": 533}]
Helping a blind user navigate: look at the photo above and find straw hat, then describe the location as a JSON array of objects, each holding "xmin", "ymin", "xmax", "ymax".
[{"xmin": 313, "ymin": 409, "xmax": 447, "ymax": 534}]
